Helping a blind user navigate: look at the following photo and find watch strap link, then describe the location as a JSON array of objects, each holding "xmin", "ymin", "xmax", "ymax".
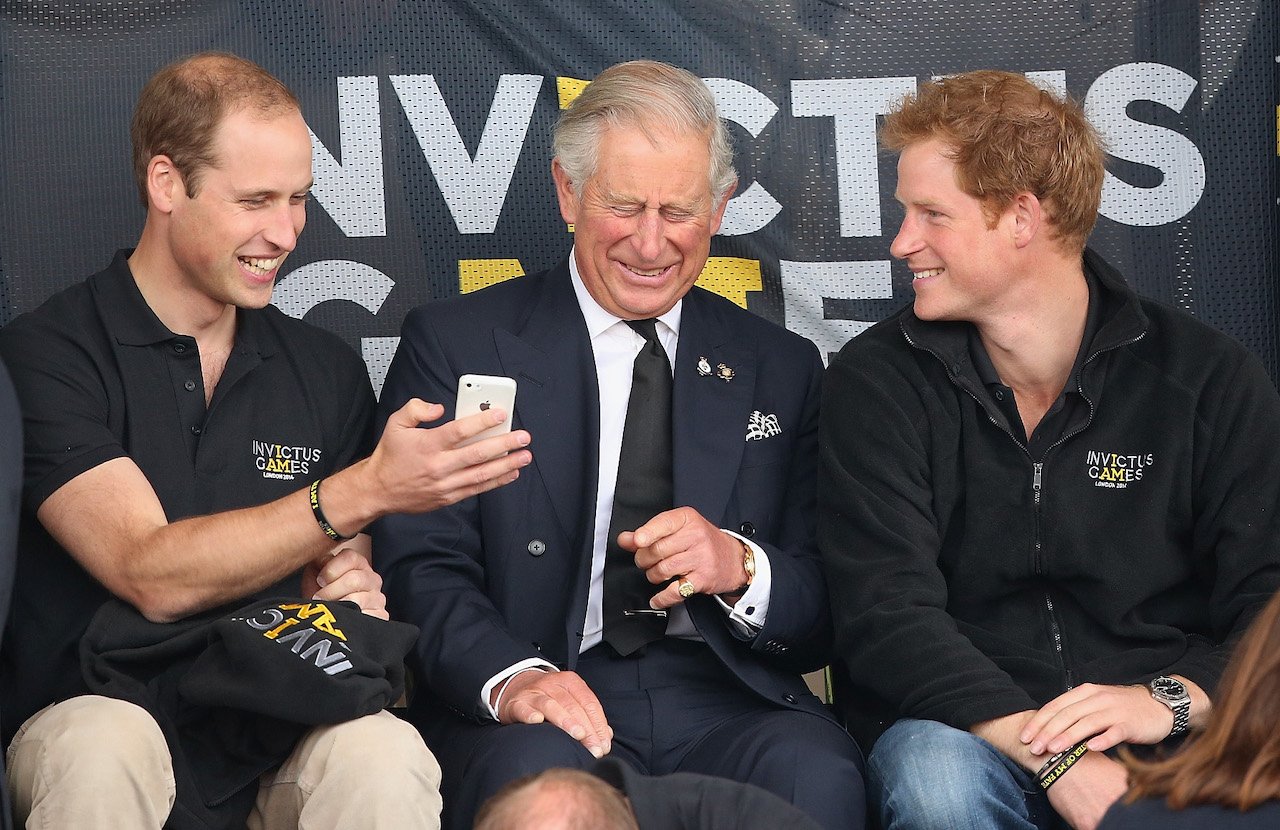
[{"xmin": 1169, "ymin": 699, "xmax": 1191, "ymax": 736}]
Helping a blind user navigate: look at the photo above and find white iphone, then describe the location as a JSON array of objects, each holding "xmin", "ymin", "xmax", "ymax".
[{"xmin": 455, "ymin": 374, "xmax": 518, "ymax": 447}]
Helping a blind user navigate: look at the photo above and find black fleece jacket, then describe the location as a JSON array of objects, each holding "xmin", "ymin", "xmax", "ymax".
[{"xmin": 819, "ymin": 249, "xmax": 1280, "ymax": 745}]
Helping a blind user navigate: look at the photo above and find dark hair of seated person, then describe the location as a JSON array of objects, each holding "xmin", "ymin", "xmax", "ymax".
[{"xmin": 1119, "ymin": 588, "xmax": 1280, "ymax": 810}]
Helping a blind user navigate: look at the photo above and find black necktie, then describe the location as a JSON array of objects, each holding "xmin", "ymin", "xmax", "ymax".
[{"xmin": 602, "ymin": 318, "xmax": 673, "ymax": 655}]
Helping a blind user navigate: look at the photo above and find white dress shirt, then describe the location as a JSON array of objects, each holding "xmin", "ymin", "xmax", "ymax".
[{"xmin": 480, "ymin": 252, "xmax": 773, "ymax": 718}]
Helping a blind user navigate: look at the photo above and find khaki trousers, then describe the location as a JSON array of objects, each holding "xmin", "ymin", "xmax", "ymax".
[{"xmin": 7, "ymin": 695, "xmax": 442, "ymax": 829}]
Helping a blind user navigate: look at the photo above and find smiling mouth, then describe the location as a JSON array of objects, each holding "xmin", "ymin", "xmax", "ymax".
[
  {"xmin": 240, "ymin": 256, "xmax": 282, "ymax": 276},
  {"xmin": 912, "ymin": 267, "xmax": 944, "ymax": 281},
  {"xmin": 621, "ymin": 262, "xmax": 673, "ymax": 279}
]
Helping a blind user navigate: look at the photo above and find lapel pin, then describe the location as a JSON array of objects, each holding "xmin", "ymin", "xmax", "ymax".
[
  {"xmin": 697, "ymin": 356, "xmax": 712, "ymax": 377},
  {"xmin": 716, "ymin": 363, "xmax": 734, "ymax": 382}
]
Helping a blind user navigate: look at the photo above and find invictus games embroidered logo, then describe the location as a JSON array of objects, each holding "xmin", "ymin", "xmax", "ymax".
[
  {"xmin": 251, "ymin": 439, "xmax": 322, "ymax": 481},
  {"xmin": 241, "ymin": 602, "xmax": 353, "ymax": 676},
  {"xmin": 1085, "ymin": 450, "xmax": 1154, "ymax": 489}
]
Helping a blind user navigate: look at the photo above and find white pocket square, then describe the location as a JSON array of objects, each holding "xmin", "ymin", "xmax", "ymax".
[{"xmin": 746, "ymin": 410, "xmax": 782, "ymax": 441}]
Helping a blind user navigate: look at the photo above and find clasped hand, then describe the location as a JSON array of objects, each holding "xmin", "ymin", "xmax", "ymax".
[
  {"xmin": 301, "ymin": 545, "xmax": 388, "ymax": 619},
  {"xmin": 620, "ymin": 506, "xmax": 750, "ymax": 609}
]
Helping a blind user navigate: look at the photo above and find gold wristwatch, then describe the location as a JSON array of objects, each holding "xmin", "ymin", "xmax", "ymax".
[{"xmin": 740, "ymin": 540, "xmax": 756, "ymax": 587}]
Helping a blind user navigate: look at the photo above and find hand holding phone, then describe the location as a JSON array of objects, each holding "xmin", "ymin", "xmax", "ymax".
[{"xmin": 455, "ymin": 374, "xmax": 517, "ymax": 447}]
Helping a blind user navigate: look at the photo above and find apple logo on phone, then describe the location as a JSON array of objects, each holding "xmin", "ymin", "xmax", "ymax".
[{"xmin": 479, "ymin": 401, "xmax": 491, "ymax": 411}]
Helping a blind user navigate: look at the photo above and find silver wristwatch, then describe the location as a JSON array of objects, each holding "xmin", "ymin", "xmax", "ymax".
[{"xmin": 1148, "ymin": 675, "xmax": 1191, "ymax": 737}]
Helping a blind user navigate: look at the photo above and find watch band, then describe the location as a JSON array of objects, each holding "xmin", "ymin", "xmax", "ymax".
[
  {"xmin": 740, "ymin": 540, "xmax": 756, "ymax": 587},
  {"xmin": 1148, "ymin": 675, "xmax": 1191, "ymax": 737},
  {"xmin": 1168, "ymin": 699, "xmax": 1191, "ymax": 736}
]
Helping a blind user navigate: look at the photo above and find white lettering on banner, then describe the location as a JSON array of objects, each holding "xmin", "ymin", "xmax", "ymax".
[
  {"xmin": 791, "ymin": 77, "xmax": 917, "ymax": 237},
  {"xmin": 1087, "ymin": 62, "xmax": 1205, "ymax": 225},
  {"xmin": 309, "ymin": 76, "xmax": 387, "ymax": 237},
  {"xmin": 705, "ymin": 77, "xmax": 783, "ymax": 235},
  {"xmin": 780, "ymin": 259, "xmax": 894, "ymax": 359},
  {"xmin": 360, "ymin": 336, "xmax": 400, "ymax": 399},
  {"xmin": 273, "ymin": 259, "xmax": 393, "ymax": 319},
  {"xmin": 309, "ymin": 66, "xmax": 1208, "ymax": 243},
  {"xmin": 272, "ymin": 261, "xmax": 396, "ymax": 396},
  {"xmin": 389, "ymin": 73, "xmax": 542, "ymax": 234}
]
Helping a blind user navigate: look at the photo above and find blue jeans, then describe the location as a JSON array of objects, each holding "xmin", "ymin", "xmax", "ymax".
[{"xmin": 868, "ymin": 719, "xmax": 1063, "ymax": 830}]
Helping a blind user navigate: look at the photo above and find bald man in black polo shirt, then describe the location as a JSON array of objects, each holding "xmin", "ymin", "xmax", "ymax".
[{"xmin": 0, "ymin": 53, "xmax": 530, "ymax": 830}]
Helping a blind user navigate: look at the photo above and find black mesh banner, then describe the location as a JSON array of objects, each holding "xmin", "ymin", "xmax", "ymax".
[{"xmin": 1, "ymin": 0, "xmax": 1276, "ymax": 392}]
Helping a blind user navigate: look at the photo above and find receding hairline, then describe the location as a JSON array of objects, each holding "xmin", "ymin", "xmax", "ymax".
[
  {"xmin": 168, "ymin": 51, "xmax": 299, "ymax": 112},
  {"xmin": 475, "ymin": 768, "xmax": 637, "ymax": 830}
]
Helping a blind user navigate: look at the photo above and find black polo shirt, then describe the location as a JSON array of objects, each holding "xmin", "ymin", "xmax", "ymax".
[
  {"xmin": 0, "ymin": 250, "xmax": 375, "ymax": 743},
  {"xmin": 968, "ymin": 273, "xmax": 1100, "ymax": 461}
]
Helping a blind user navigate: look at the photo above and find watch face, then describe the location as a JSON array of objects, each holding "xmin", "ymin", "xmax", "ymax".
[{"xmin": 1151, "ymin": 676, "xmax": 1188, "ymax": 701}]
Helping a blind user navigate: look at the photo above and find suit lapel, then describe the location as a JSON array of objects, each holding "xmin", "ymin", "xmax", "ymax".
[
  {"xmin": 672, "ymin": 289, "xmax": 754, "ymax": 524},
  {"xmin": 493, "ymin": 265, "xmax": 599, "ymax": 549}
]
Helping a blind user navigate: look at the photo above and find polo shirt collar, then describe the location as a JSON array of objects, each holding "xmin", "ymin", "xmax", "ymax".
[
  {"xmin": 99, "ymin": 249, "xmax": 176, "ymax": 347},
  {"xmin": 968, "ymin": 269, "xmax": 1100, "ymax": 390},
  {"xmin": 100, "ymin": 248, "xmax": 275, "ymax": 358}
]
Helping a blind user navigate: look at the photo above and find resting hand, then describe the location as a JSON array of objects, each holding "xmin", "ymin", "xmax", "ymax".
[
  {"xmin": 302, "ymin": 546, "xmax": 388, "ymax": 619},
  {"xmin": 495, "ymin": 670, "xmax": 613, "ymax": 758},
  {"xmin": 621, "ymin": 507, "xmax": 751, "ymax": 610},
  {"xmin": 366, "ymin": 398, "xmax": 532, "ymax": 514},
  {"xmin": 1020, "ymin": 682, "xmax": 1177, "ymax": 755}
]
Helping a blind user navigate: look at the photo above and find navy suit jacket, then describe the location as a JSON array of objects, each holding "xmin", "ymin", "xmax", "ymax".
[{"xmin": 373, "ymin": 262, "xmax": 833, "ymax": 725}]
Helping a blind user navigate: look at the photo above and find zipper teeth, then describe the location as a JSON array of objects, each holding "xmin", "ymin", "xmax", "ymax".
[
  {"xmin": 901, "ymin": 323, "xmax": 1146, "ymax": 695},
  {"xmin": 1045, "ymin": 595, "xmax": 1063, "ymax": 654}
]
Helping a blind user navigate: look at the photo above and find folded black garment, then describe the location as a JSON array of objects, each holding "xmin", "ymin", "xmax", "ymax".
[{"xmin": 81, "ymin": 597, "xmax": 418, "ymax": 830}]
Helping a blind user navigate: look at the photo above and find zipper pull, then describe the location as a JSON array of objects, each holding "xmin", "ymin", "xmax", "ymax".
[{"xmin": 1033, "ymin": 463, "xmax": 1043, "ymax": 500}]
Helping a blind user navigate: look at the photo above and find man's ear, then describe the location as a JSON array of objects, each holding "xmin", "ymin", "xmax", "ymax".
[
  {"xmin": 146, "ymin": 155, "xmax": 183, "ymax": 215},
  {"xmin": 551, "ymin": 158, "xmax": 580, "ymax": 226},
  {"xmin": 1009, "ymin": 191, "xmax": 1043, "ymax": 249}
]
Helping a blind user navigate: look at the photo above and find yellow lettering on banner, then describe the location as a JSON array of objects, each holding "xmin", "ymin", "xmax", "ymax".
[
  {"xmin": 695, "ymin": 257, "xmax": 763, "ymax": 309},
  {"xmin": 281, "ymin": 602, "xmax": 348, "ymax": 641},
  {"xmin": 459, "ymin": 259, "xmax": 526, "ymax": 294},
  {"xmin": 264, "ymin": 617, "xmax": 301, "ymax": 640},
  {"xmin": 556, "ymin": 77, "xmax": 590, "ymax": 109}
]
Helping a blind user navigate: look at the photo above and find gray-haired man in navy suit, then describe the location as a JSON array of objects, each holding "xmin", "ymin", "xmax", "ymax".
[{"xmin": 373, "ymin": 60, "xmax": 865, "ymax": 830}]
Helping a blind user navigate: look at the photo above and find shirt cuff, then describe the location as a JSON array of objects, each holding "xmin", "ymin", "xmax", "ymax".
[
  {"xmin": 480, "ymin": 658, "xmax": 558, "ymax": 720},
  {"xmin": 714, "ymin": 529, "xmax": 771, "ymax": 635}
]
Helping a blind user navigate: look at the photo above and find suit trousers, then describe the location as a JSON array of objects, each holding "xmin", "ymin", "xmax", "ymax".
[
  {"xmin": 421, "ymin": 638, "xmax": 866, "ymax": 830},
  {"xmin": 6, "ymin": 695, "xmax": 443, "ymax": 829}
]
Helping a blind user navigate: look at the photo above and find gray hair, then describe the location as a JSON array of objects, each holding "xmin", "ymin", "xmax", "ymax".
[{"xmin": 552, "ymin": 60, "xmax": 736, "ymax": 204}]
